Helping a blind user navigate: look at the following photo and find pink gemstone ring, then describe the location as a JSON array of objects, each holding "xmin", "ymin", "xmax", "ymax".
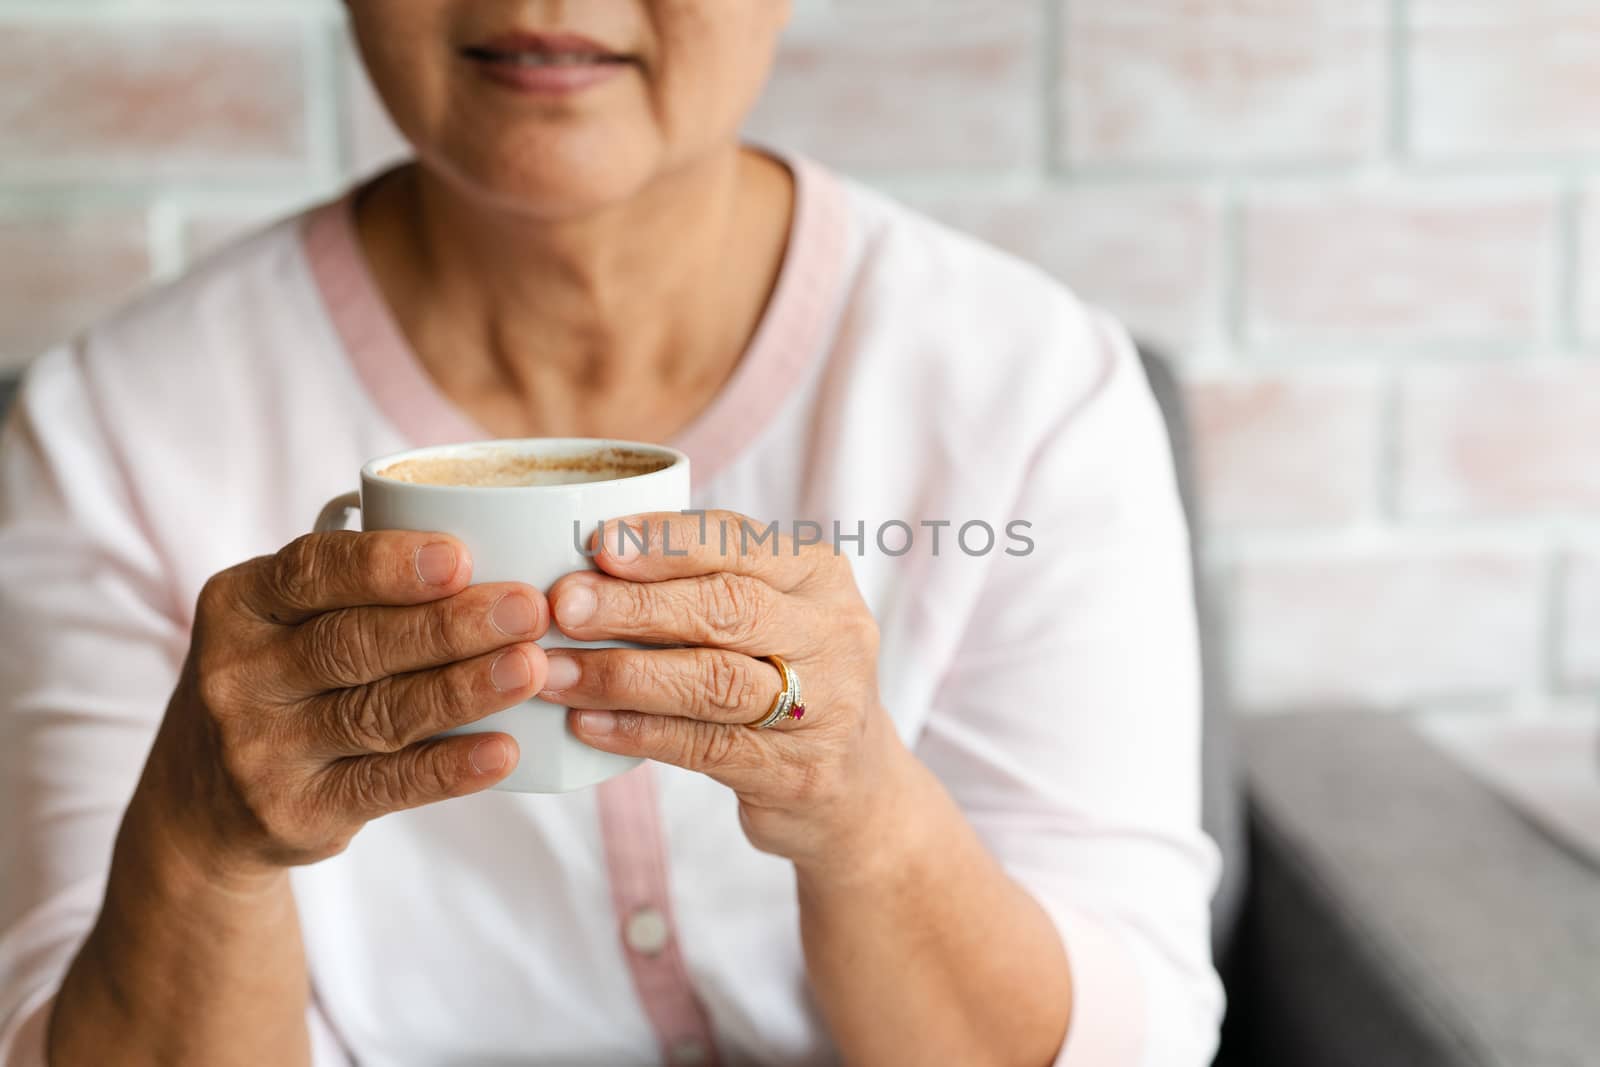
[{"xmin": 750, "ymin": 654, "xmax": 805, "ymax": 730}]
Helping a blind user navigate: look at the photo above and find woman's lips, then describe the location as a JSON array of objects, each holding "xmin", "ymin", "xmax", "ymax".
[{"xmin": 460, "ymin": 32, "xmax": 634, "ymax": 95}]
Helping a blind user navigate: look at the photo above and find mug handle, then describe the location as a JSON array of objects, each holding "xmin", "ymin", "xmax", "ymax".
[{"xmin": 315, "ymin": 491, "xmax": 362, "ymax": 534}]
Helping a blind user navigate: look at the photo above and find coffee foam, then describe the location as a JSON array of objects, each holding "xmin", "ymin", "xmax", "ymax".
[{"xmin": 378, "ymin": 447, "xmax": 672, "ymax": 488}]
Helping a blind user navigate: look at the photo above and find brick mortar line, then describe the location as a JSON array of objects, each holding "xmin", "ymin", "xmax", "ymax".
[
  {"xmin": 1204, "ymin": 523, "xmax": 1596, "ymax": 564},
  {"xmin": 1374, "ymin": 370, "xmax": 1401, "ymax": 524},
  {"xmin": 1041, "ymin": 0, "xmax": 1060, "ymax": 175},
  {"xmin": 1177, "ymin": 356, "xmax": 1600, "ymax": 385},
  {"xmin": 1033, "ymin": 158, "xmax": 1600, "ymax": 182},
  {"xmin": 0, "ymin": 0, "xmax": 332, "ymax": 15},
  {"xmin": 1220, "ymin": 181, "xmax": 1246, "ymax": 363},
  {"xmin": 0, "ymin": 180, "xmax": 343, "ymax": 214},
  {"xmin": 1556, "ymin": 181, "xmax": 1583, "ymax": 348},
  {"xmin": 303, "ymin": 12, "xmax": 347, "ymax": 189},
  {"xmin": 1232, "ymin": 339, "xmax": 1572, "ymax": 363},
  {"xmin": 1538, "ymin": 551, "xmax": 1571, "ymax": 708},
  {"xmin": 1389, "ymin": 0, "xmax": 1410, "ymax": 159}
]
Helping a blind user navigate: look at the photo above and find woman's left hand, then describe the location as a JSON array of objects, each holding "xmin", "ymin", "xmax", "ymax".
[{"xmin": 544, "ymin": 509, "xmax": 907, "ymax": 874}]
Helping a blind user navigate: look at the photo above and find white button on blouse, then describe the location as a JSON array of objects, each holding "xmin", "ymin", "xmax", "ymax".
[{"xmin": 624, "ymin": 906, "xmax": 672, "ymax": 957}]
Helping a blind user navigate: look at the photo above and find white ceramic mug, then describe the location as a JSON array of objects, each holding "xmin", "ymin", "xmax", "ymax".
[{"xmin": 314, "ymin": 438, "xmax": 691, "ymax": 793}]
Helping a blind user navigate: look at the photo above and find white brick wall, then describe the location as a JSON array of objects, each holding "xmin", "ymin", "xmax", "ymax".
[{"xmin": 2, "ymin": 0, "xmax": 1597, "ymax": 719}]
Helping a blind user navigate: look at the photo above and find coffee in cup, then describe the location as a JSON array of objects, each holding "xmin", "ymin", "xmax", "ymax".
[{"xmin": 378, "ymin": 445, "xmax": 673, "ymax": 489}]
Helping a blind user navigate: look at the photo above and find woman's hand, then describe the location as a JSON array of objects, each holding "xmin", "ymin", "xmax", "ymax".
[
  {"xmin": 141, "ymin": 529, "xmax": 551, "ymax": 885},
  {"xmin": 546, "ymin": 510, "xmax": 909, "ymax": 876}
]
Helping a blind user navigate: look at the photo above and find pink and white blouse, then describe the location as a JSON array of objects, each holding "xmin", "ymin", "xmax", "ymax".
[{"xmin": 0, "ymin": 155, "xmax": 1224, "ymax": 1066}]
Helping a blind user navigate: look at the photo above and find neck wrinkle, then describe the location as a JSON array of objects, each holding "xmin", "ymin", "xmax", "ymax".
[{"xmin": 387, "ymin": 147, "xmax": 757, "ymax": 391}]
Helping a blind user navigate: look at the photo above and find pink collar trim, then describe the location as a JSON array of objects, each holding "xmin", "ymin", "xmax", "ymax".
[{"xmin": 301, "ymin": 156, "xmax": 849, "ymax": 488}]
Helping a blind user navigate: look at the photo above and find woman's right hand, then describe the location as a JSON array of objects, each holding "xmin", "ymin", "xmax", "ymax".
[{"xmin": 136, "ymin": 529, "xmax": 550, "ymax": 886}]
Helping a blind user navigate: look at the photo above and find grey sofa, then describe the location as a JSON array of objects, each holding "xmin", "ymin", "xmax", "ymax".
[{"xmin": 3, "ymin": 359, "xmax": 1597, "ymax": 1065}]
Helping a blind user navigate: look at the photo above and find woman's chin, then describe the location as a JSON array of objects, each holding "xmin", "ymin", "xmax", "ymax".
[
  {"xmin": 430, "ymin": 140, "xmax": 668, "ymax": 223},
  {"xmin": 504, "ymin": 177, "xmax": 648, "ymax": 220}
]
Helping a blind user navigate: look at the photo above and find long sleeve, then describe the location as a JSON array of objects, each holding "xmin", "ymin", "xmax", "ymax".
[
  {"xmin": 0, "ymin": 345, "xmax": 352, "ymax": 1065},
  {"xmin": 913, "ymin": 314, "xmax": 1225, "ymax": 1066}
]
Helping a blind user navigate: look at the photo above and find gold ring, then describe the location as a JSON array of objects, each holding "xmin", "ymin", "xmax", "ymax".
[{"xmin": 750, "ymin": 655, "xmax": 806, "ymax": 729}]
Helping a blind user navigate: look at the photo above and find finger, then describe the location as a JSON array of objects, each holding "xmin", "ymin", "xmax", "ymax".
[
  {"xmin": 275, "ymin": 581, "xmax": 548, "ymax": 692},
  {"xmin": 568, "ymin": 709, "xmax": 769, "ymax": 781},
  {"xmin": 590, "ymin": 510, "xmax": 825, "ymax": 592},
  {"xmin": 242, "ymin": 530, "xmax": 472, "ymax": 626},
  {"xmin": 321, "ymin": 731, "xmax": 520, "ymax": 820},
  {"xmin": 307, "ymin": 642, "xmax": 547, "ymax": 756},
  {"xmin": 538, "ymin": 647, "xmax": 783, "ymax": 725},
  {"xmin": 549, "ymin": 571, "xmax": 791, "ymax": 653}
]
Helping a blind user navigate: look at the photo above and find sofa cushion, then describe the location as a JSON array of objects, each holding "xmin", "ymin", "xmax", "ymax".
[{"xmin": 1237, "ymin": 712, "xmax": 1600, "ymax": 1067}]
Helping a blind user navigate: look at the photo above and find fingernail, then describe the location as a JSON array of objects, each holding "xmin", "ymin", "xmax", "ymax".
[
  {"xmin": 491, "ymin": 593, "xmax": 538, "ymax": 636},
  {"xmin": 576, "ymin": 710, "xmax": 617, "ymax": 736},
  {"xmin": 613, "ymin": 521, "xmax": 645, "ymax": 561},
  {"xmin": 415, "ymin": 543, "xmax": 457, "ymax": 586},
  {"xmin": 470, "ymin": 738, "xmax": 507, "ymax": 774},
  {"xmin": 555, "ymin": 584, "xmax": 597, "ymax": 628},
  {"xmin": 490, "ymin": 649, "xmax": 531, "ymax": 691},
  {"xmin": 542, "ymin": 654, "xmax": 580, "ymax": 693}
]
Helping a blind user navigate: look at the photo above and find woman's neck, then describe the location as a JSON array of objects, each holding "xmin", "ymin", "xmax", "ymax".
[{"xmin": 354, "ymin": 145, "xmax": 795, "ymax": 442}]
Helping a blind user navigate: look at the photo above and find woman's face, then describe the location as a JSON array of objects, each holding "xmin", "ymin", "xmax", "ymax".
[{"xmin": 346, "ymin": 0, "xmax": 792, "ymax": 218}]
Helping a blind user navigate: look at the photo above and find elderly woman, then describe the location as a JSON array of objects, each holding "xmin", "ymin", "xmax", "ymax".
[{"xmin": 0, "ymin": 3, "xmax": 1222, "ymax": 1065}]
